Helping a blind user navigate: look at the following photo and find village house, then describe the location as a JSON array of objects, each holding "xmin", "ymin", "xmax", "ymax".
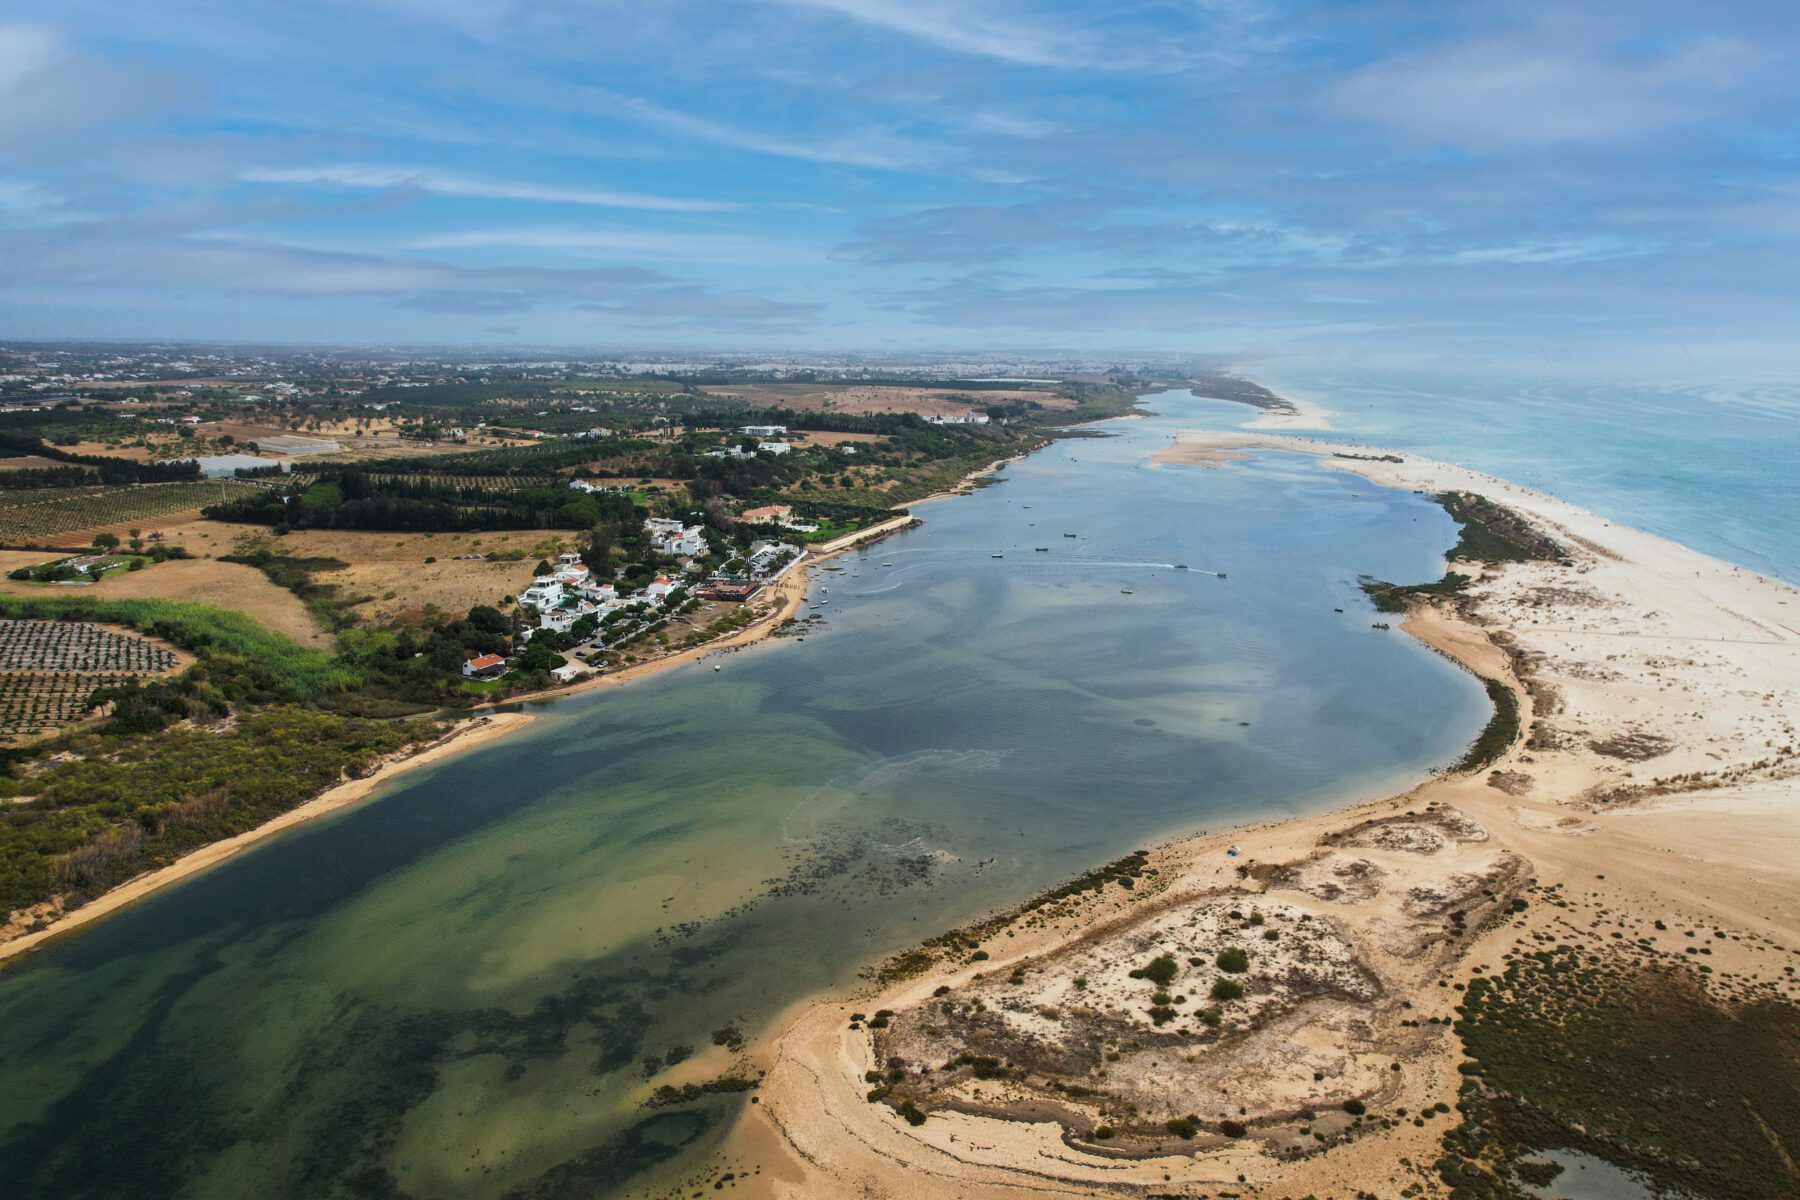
[
  {"xmin": 462, "ymin": 653, "xmax": 507, "ymax": 680},
  {"xmin": 552, "ymin": 552, "xmax": 590, "ymax": 586},
  {"xmin": 740, "ymin": 424, "xmax": 787, "ymax": 437}
]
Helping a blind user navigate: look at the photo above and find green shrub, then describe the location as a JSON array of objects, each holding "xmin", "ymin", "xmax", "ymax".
[
  {"xmin": 1137, "ymin": 954, "xmax": 1179, "ymax": 985},
  {"xmin": 1216, "ymin": 946, "xmax": 1250, "ymax": 973},
  {"xmin": 1211, "ymin": 978, "xmax": 1244, "ymax": 1001}
]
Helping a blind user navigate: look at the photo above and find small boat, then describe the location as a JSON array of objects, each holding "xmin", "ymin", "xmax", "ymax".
[
  {"xmin": 1121, "ymin": 589, "xmax": 1134, "ymax": 595},
  {"xmin": 714, "ymin": 665, "xmax": 721, "ymax": 671},
  {"xmin": 881, "ymin": 562, "xmax": 891, "ymax": 566},
  {"xmin": 1063, "ymin": 533, "xmax": 1077, "ymax": 538},
  {"xmin": 1217, "ymin": 572, "xmax": 1227, "ymax": 579},
  {"xmin": 1371, "ymin": 621, "xmax": 1389, "ymax": 630},
  {"xmin": 1035, "ymin": 547, "xmax": 1049, "ymax": 552},
  {"xmin": 1174, "ymin": 564, "xmax": 1188, "ymax": 570},
  {"xmin": 991, "ymin": 553, "xmax": 1004, "ymax": 559}
]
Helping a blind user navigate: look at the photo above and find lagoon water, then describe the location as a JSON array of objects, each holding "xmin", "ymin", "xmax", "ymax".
[{"xmin": 0, "ymin": 392, "xmax": 1493, "ymax": 1198}]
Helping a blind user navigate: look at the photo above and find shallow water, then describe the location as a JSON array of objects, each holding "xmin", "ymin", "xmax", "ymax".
[{"xmin": 0, "ymin": 392, "xmax": 1492, "ymax": 1198}]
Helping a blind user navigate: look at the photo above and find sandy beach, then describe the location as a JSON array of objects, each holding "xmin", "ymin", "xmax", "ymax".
[{"xmin": 743, "ymin": 430, "xmax": 1800, "ymax": 1197}]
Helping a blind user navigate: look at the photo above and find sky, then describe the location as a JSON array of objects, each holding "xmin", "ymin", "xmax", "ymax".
[{"xmin": 2, "ymin": 1, "xmax": 1798, "ymax": 366}]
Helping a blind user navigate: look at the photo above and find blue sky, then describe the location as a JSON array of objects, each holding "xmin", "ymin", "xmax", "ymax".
[{"xmin": 2, "ymin": 1, "xmax": 1797, "ymax": 365}]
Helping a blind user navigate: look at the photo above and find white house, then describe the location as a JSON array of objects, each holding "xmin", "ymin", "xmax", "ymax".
[
  {"xmin": 740, "ymin": 424, "xmax": 787, "ymax": 437},
  {"xmin": 520, "ymin": 579, "xmax": 564, "ymax": 609},
  {"xmin": 652, "ymin": 524, "xmax": 705, "ymax": 556},
  {"xmin": 758, "ymin": 441, "xmax": 792, "ymax": 455}
]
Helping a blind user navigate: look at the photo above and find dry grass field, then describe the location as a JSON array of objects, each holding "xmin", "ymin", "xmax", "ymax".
[
  {"xmin": 156, "ymin": 520, "xmax": 561, "ymax": 626},
  {"xmin": 0, "ymin": 557, "xmax": 331, "ymax": 648}
]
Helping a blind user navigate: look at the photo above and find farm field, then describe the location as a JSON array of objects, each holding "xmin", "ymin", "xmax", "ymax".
[
  {"xmin": 0, "ymin": 481, "xmax": 268, "ymax": 545},
  {"xmin": 0, "ymin": 619, "xmax": 187, "ymax": 742},
  {"xmin": 0, "ymin": 557, "xmax": 330, "ymax": 649}
]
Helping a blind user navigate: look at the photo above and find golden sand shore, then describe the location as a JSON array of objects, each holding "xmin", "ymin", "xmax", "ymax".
[{"xmin": 742, "ymin": 430, "xmax": 1800, "ymax": 1198}]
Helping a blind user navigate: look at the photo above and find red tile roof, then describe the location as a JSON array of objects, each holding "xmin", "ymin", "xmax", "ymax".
[{"xmin": 465, "ymin": 653, "xmax": 506, "ymax": 670}]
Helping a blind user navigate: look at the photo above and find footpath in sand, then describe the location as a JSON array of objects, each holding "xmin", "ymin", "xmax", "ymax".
[{"xmin": 742, "ymin": 431, "xmax": 1800, "ymax": 1199}]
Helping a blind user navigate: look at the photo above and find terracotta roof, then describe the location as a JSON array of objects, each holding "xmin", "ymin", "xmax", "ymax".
[{"xmin": 465, "ymin": 653, "xmax": 506, "ymax": 670}]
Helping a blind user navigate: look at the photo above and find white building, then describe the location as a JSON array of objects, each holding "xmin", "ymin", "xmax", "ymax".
[
  {"xmin": 654, "ymin": 524, "xmax": 706, "ymax": 556},
  {"xmin": 740, "ymin": 424, "xmax": 787, "ymax": 437},
  {"xmin": 520, "ymin": 579, "xmax": 564, "ymax": 610}
]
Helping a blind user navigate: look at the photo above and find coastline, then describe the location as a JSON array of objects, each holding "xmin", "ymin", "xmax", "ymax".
[
  {"xmin": 0, "ymin": 710, "xmax": 532, "ymax": 964},
  {"xmin": 1, "ymin": 498, "xmax": 947, "ymax": 962},
  {"xmin": 744, "ymin": 430, "xmax": 1800, "ymax": 1197}
]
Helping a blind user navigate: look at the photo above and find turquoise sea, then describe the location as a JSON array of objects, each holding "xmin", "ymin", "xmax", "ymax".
[
  {"xmin": 1252, "ymin": 365, "xmax": 1800, "ymax": 584},
  {"xmin": 4, "ymin": 374, "xmax": 1788, "ymax": 1198}
]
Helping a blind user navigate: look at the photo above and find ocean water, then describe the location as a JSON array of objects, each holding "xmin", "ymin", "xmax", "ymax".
[
  {"xmin": 1247, "ymin": 365, "xmax": 1800, "ymax": 584},
  {"xmin": 0, "ymin": 394, "xmax": 1494, "ymax": 1198}
]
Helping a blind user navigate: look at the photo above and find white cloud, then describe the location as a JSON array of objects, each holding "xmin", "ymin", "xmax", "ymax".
[
  {"xmin": 1326, "ymin": 20, "xmax": 1764, "ymax": 150},
  {"xmin": 239, "ymin": 164, "xmax": 739, "ymax": 212},
  {"xmin": 409, "ymin": 225, "xmax": 820, "ymax": 265},
  {"xmin": 606, "ymin": 92, "xmax": 929, "ymax": 170},
  {"xmin": 0, "ymin": 21, "xmax": 182, "ymax": 149},
  {"xmin": 760, "ymin": 0, "xmax": 1072, "ymax": 67}
]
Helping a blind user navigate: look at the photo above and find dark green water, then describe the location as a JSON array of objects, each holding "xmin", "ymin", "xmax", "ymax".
[{"xmin": 0, "ymin": 392, "xmax": 1489, "ymax": 1198}]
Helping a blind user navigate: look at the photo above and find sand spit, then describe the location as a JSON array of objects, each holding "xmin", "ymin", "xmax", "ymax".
[{"xmin": 746, "ymin": 432, "xmax": 1800, "ymax": 1198}]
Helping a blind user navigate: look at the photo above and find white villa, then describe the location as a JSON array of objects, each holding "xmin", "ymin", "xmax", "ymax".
[{"xmin": 520, "ymin": 579, "xmax": 564, "ymax": 609}]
